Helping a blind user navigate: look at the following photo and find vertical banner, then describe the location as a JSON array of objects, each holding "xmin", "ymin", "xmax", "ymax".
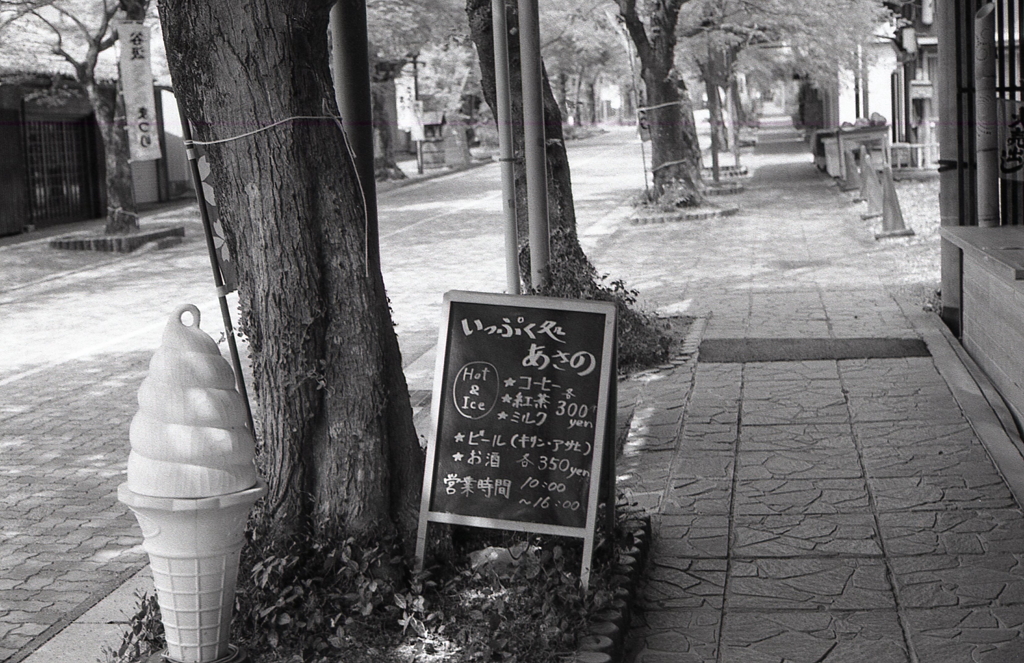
[
  {"xmin": 998, "ymin": 99, "xmax": 1024, "ymax": 182},
  {"xmin": 117, "ymin": 21, "xmax": 162, "ymax": 162},
  {"xmin": 194, "ymin": 147, "xmax": 238, "ymax": 292}
]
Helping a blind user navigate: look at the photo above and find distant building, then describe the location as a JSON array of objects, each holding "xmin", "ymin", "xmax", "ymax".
[
  {"xmin": 0, "ymin": 17, "xmax": 189, "ymax": 237},
  {"xmin": 796, "ymin": 28, "xmax": 901, "ymax": 134},
  {"xmin": 795, "ymin": 5, "xmax": 951, "ymax": 175},
  {"xmin": 889, "ymin": 0, "xmax": 940, "ymax": 169}
]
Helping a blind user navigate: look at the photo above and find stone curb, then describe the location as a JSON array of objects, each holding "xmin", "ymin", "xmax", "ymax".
[
  {"xmin": 378, "ymin": 157, "xmax": 496, "ymax": 194},
  {"xmin": 571, "ymin": 516, "xmax": 651, "ymax": 663},
  {"xmin": 48, "ymin": 225, "xmax": 186, "ymax": 253},
  {"xmin": 8, "ymin": 561, "xmax": 148, "ymax": 663},
  {"xmin": 705, "ymin": 181, "xmax": 744, "ymax": 196},
  {"xmin": 700, "ymin": 165, "xmax": 749, "ymax": 179},
  {"xmin": 630, "ymin": 206, "xmax": 740, "ymax": 225},
  {"xmin": 568, "ymin": 317, "xmax": 705, "ymax": 663},
  {"xmin": 898, "ymin": 300, "xmax": 1024, "ymax": 507}
]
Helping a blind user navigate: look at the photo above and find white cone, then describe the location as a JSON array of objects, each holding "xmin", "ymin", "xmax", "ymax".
[{"xmin": 119, "ymin": 481, "xmax": 265, "ymax": 663}]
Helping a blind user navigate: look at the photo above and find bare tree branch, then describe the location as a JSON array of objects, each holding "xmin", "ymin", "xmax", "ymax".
[
  {"xmin": 613, "ymin": 0, "xmax": 651, "ymax": 67},
  {"xmin": 52, "ymin": 4, "xmax": 93, "ymax": 38},
  {"xmin": 28, "ymin": 8, "xmax": 83, "ymax": 74},
  {"xmin": 0, "ymin": 0, "xmax": 54, "ymax": 32},
  {"xmin": 96, "ymin": 0, "xmax": 123, "ymax": 52}
]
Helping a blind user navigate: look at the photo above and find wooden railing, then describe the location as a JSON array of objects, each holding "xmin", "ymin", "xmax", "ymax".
[{"xmin": 890, "ymin": 142, "xmax": 940, "ymax": 169}]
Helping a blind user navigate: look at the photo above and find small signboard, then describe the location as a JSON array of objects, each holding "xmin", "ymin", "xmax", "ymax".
[
  {"xmin": 637, "ymin": 108, "xmax": 651, "ymax": 142},
  {"xmin": 415, "ymin": 291, "xmax": 616, "ymax": 586}
]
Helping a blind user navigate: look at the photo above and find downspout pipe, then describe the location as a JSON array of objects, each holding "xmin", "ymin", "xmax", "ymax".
[
  {"xmin": 975, "ymin": 2, "xmax": 999, "ymax": 227},
  {"xmin": 936, "ymin": 0, "xmax": 962, "ymax": 334}
]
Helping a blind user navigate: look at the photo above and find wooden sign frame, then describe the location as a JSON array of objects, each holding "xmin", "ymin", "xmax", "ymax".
[{"xmin": 415, "ymin": 290, "xmax": 616, "ymax": 587}]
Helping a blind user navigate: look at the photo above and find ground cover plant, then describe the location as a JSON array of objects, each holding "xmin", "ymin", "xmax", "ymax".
[{"xmin": 104, "ymin": 506, "xmax": 642, "ymax": 663}]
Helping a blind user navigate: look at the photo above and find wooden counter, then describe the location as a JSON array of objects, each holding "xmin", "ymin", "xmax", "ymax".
[{"xmin": 941, "ymin": 226, "xmax": 1024, "ymax": 421}]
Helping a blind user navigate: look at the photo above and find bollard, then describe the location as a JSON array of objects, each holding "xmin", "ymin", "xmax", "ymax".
[
  {"xmin": 841, "ymin": 147, "xmax": 862, "ymax": 193},
  {"xmin": 860, "ymin": 153, "xmax": 884, "ymax": 220},
  {"xmin": 857, "ymin": 148, "xmax": 868, "ymax": 201},
  {"xmin": 876, "ymin": 165, "xmax": 915, "ymax": 239}
]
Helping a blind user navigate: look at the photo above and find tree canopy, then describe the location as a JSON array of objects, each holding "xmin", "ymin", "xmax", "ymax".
[
  {"xmin": 367, "ymin": 0, "xmax": 464, "ymax": 62},
  {"xmin": 676, "ymin": 0, "xmax": 890, "ymax": 89}
]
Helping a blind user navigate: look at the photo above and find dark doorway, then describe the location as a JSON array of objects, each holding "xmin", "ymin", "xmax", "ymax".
[{"xmin": 23, "ymin": 114, "xmax": 101, "ymax": 227}]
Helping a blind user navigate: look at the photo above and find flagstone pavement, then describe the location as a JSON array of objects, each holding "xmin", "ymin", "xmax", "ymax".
[{"xmin": 610, "ymin": 119, "xmax": 1024, "ymax": 663}]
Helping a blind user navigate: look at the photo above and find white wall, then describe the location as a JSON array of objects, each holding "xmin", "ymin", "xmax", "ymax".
[
  {"xmin": 837, "ymin": 40, "xmax": 899, "ymax": 125},
  {"xmin": 132, "ymin": 160, "xmax": 159, "ymax": 204}
]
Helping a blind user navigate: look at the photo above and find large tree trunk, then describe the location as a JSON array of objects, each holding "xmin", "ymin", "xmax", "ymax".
[
  {"xmin": 556, "ymin": 70, "xmax": 569, "ymax": 118},
  {"xmin": 85, "ymin": 81, "xmax": 139, "ymax": 234},
  {"xmin": 157, "ymin": 0, "xmax": 422, "ymax": 549},
  {"xmin": 573, "ymin": 66, "xmax": 585, "ymax": 126},
  {"xmin": 95, "ymin": 0, "xmax": 148, "ymax": 235},
  {"xmin": 587, "ymin": 77, "xmax": 598, "ymax": 125},
  {"xmin": 640, "ymin": 67, "xmax": 704, "ymax": 203},
  {"xmin": 617, "ymin": 0, "xmax": 704, "ymax": 204},
  {"xmin": 370, "ymin": 56, "xmax": 408, "ymax": 181},
  {"xmin": 703, "ymin": 70, "xmax": 721, "ymax": 182},
  {"xmin": 371, "ymin": 79, "xmax": 405, "ymax": 180},
  {"xmin": 699, "ymin": 42, "xmax": 737, "ymax": 181}
]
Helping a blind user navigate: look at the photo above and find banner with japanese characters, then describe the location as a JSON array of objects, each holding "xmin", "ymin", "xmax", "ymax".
[
  {"xmin": 418, "ymin": 291, "xmax": 615, "ymax": 544},
  {"xmin": 998, "ymin": 99, "xmax": 1024, "ymax": 182},
  {"xmin": 117, "ymin": 21, "xmax": 162, "ymax": 162}
]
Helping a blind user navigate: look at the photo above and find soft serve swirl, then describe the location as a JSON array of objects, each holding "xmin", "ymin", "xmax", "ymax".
[{"xmin": 127, "ymin": 304, "xmax": 256, "ymax": 498}]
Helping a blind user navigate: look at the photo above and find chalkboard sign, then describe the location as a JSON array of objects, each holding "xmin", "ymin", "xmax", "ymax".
[{"xmin": 415, "ymin": 291, "xmax": 616, "ymax": 585}]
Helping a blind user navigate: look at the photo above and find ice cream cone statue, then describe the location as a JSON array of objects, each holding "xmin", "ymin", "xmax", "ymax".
[{"xmin": 118, "ymin": 304, "xmax": 264, "ymax": 663}]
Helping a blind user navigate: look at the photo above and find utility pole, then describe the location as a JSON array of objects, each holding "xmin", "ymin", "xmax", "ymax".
[{"xmin": 412, "ymin": 54, "xmax": 424, "ymax": 175}]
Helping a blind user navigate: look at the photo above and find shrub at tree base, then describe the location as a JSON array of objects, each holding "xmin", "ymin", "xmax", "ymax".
[
  {"xmin": 108, "ymin": 515, "xmax": 639, "ymax": 663},
  {"xmin": 532, "ymin": 229, "xmax": 671, "ymax": 374}
]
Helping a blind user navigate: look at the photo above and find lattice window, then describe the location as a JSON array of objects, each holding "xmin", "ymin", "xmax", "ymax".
[{"xmin": 23, "ymin": 117, "xmax": 93, "ymax": 224}]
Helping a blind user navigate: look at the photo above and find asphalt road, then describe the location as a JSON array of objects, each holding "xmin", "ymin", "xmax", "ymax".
[{"xmin": 380, "ymin": 125, "xmax": 648, "ymax": 389}]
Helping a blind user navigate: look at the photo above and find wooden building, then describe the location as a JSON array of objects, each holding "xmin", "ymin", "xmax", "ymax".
[
  {"xmin": 0, "ymin": 17, "xmax": 188, "ymax": 237},
  {"xmin": 937, "ymin": 0, "xmax": 1024, "ymax": 423}
]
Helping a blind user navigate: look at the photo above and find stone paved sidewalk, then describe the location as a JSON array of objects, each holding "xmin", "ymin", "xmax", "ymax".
[
  {"xmin": 611, "ymin": 119, "xmax": 1024, "ymax": 662},
  {"xmin": 0, "ymin": 207, "xmax": 218, "ymax": 663}
]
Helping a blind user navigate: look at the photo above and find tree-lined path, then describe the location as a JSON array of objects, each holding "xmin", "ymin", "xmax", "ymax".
[{"xmin": 0, "ymin": 129, "xmax": 646, "ymax": 662}]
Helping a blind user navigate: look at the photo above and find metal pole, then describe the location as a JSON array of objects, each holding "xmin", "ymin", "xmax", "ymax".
[
  {"xmin": 413, "ymin": 56, "xmax": 424, "ymax": 175},
  {"xmin": 516, "ymin": 0, "xmax": 550, "ymax": 291},
  {"xmin": 975, "ymin": 3, "xmax": 999, "ymax": 227},
  {"xmin": 492, "ymin": 0, "xmax": 520, "ymax": 294},
  {"xmin": 176, "ymin": 101, "xmax": 255, "ymax": 436},
  {"xmin": 330, "ymin": 1, "xmax": 380, "ymax": 271},
  {"xmin": 936, "ymin": 0, "xmax": 962, "ymax": 334}
]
